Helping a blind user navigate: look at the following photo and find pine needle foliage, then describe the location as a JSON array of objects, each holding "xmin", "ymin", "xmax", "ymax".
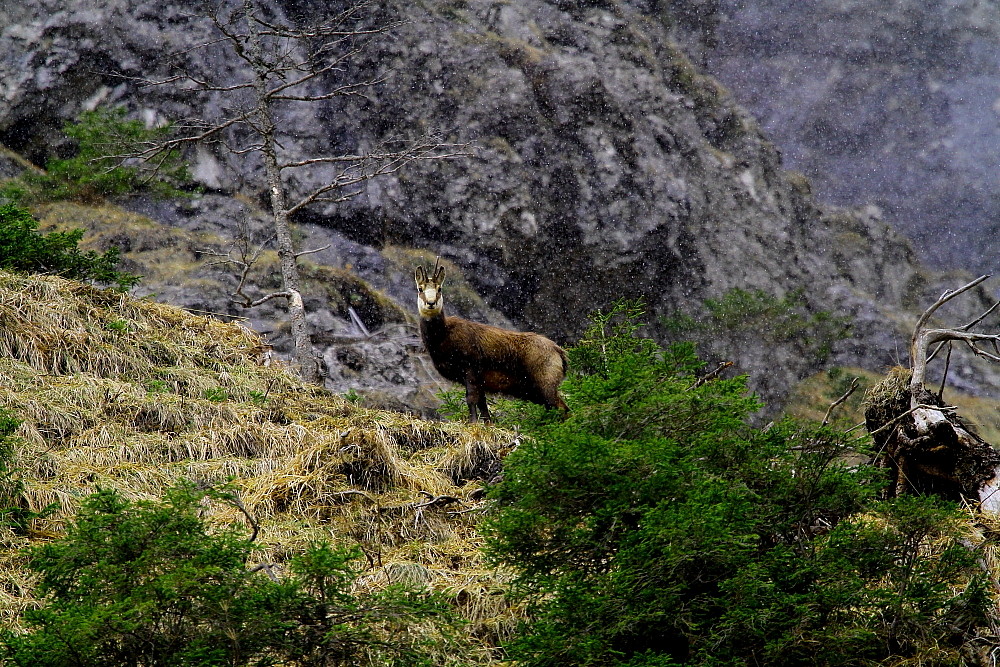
[
  {"xmin": 0, "ymin": 203, "xmax": 139, "ymax": 290},
  {"xmin": 1, "ymin": 481, "xmax": 462, "ymax": 666},
  {"xmin": 484, "ymin": 300, "xmax": 995, "ymax": 666},
  {"xmin": 1, "ymin": 106, "xmax": 190, "ymax": 204}
]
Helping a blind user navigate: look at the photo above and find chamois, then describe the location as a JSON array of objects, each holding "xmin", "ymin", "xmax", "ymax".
[{"xmin": 414, "ymin": 258, "xmax": 568, "ymax": 423}]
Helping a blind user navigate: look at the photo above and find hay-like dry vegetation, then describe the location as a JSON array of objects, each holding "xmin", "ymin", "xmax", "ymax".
[{"xmin": 0, "ymin": 270, "xmax": 519, "ymax": 662}]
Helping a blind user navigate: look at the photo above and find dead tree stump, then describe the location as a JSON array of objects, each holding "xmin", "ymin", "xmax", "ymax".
[
  {"xmin": 863, "ymin": 276, "xmax": 1000, "ymax": 507},
  {"xmin": 863, "ymin": 366, "xmax": 1000, "ymax": 501}
]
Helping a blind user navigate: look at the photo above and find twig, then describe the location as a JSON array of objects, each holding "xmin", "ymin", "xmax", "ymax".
[
  {"xmin": 910, "ymin": 275, "xmax": 990, "ymax": 347},
  {"xmin": 688, "ymin": 361, "xmax": 733, "ymax": 390},
  {"xmin": 182, "ymin": 306, "xmax": 249, "ymax": 321},
  {"xmin": 937, "ymin": 343, "xmax": 952, "ymax": 399},
  {"xmin": 909, "ymin": 275, "xmax": 996, "ymax": 409},
  {"xmin": 226, "ymin": 492, "xmax": 260, "ymax": 543},
  {"xmin": 250, "ymin": 563, "xmax": 280, "ymax": 582},
  {"xmin": 348, "ymin": 306, "xmax": 370, "ymax": 337},
  {"xmin": 844, "ymin": 421, "xmax": 867, "ymax": 434},
  {"xmin": 822, "ymin": 377, "xmax": 859, "ymax": 427},
  {"xmin": 294, "ymin": 244, "xmax": 331, "ymax": 258},
  {"xmin": 411, "ymin": 491, "xmax": 462, "ymax": 509}
]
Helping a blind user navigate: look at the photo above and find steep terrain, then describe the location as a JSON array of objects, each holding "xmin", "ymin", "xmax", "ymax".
[
  {"xmin": 1, "ymin": 0, "xmax": 998, "ymax": 410},
  {"xmin": 0, "ymin": 271, "xmax": 516, "ymax": 659}
]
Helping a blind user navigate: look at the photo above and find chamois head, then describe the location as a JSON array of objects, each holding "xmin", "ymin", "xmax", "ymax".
[{"xmin": 414, "ymin": 257, "xmax": 446, "ymax": 318}]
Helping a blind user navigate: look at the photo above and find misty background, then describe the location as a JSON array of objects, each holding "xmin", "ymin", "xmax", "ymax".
[{"xmin": 689, "ymin": 0, "xmax": 1000, "ymax": 273}]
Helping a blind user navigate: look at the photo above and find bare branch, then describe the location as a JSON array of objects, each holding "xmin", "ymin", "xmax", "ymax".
[
  {"xmin": 822, "ymin": 376, "xmax": 859, "ymax": 427},
  {"xmin": 224, "ymin": 491, "xmax": 260, "ymax": 543},
  {"xmin": 937, "ymin": 343, "xmax": 952, "ymax": 398},
  {"xmin": 348, "ymin": 307, "xmax": 370, "ymax": 337},
  {"xmin": 242, "ymin": 290, "xmax": 293, "ymax": 308},
  {"xmin": 198, "ymin": 220, "xmax": 284, "ymax": 309},
  {"xmin": 285, "ymin": 141, "xmax": 471, "ymax": 215},
  {"xmin": 687, "ymin": 361, "xmax": 733, "ymax": 390},
  {"xmin": 910, "ymin": 274, "xmax": 990, "ymax": 362},
  {"xmin": 294, "ymin": 244, "xmax": 331, "ymax": 258},
  {"xmin": 908, "ymin": 275, "xmax": 999, "ymax": 409},
  {"xmin": 249, "ymin": 563, "xmax": 281, "ymax": 581},
  {"xmin": 272, "ymin": 75, "xmax": 389, "ymax": 102}
]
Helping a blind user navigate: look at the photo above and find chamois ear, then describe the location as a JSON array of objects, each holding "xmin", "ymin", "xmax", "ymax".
[{"xmin": 414, "ymin": 266, "xmax": 426, "ymax": 287}]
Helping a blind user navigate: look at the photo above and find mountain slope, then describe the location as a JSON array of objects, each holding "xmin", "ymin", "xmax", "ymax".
[
  {"xmin": 0, "ymin": 271, "xmax": 515, "ymax": 659},
  {"xmin": 0, "ymin": 0, "xmax": 997, "ymax": 408}
]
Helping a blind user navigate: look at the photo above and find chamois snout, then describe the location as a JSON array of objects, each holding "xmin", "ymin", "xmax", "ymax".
[
  {"xmin": 414, "ymin": 256, "xmax": 569, "ymax": 423},
  {"xmin": 416, "ymin": 283, "xmax": 442, "ymax": 317}
]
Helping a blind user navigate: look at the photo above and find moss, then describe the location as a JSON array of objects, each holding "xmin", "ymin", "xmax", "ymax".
[
  {"xmin": 784, "ymin": 366, "xmax": 882, "ymax": 427},
  {"xmin": 480, "ymin": 136, "xmax": 519, "ymax": 160},
  {"xmin": 784, "ymin": 170, "xmax": 813, "ymax": 197},
  {"xmin": 901, "ymin": 271, "xmax": 930, "ymax": 310},
  {"xmin": 298, "ymin": 262, "xmax": 406, "ymax": 329},
  {"xmin": 475, "ymin": 31, "xmax": 549, "ymax": 70}
]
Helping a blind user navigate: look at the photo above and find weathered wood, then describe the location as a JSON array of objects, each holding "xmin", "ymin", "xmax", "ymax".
[{"xmin": 865, "ymin": 278, "xmax": 1000, "ymax": 505}]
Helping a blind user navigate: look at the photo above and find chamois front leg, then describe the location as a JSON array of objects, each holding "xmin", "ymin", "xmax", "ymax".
[
  {"xmin": 477, "ymin": 392, "xmax": 492, "ymax": 424},
  {"xmin": 464, "ymin": 371, "xmax": 491, "ymax": 424}
]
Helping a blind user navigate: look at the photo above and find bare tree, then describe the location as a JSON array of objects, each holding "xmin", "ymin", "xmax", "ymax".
[
  {"xmin": 863, "ymin": 276, "xmax": 1000, "ymax": 506},
  {"xmin": 122, "ymin": 0, "xmax": 465, "ymax": 383}
]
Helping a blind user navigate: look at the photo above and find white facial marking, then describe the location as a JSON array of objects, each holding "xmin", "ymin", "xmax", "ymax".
[{"xmin": 418, "ymin": 285, "xmax": 442, "ymax": 317}]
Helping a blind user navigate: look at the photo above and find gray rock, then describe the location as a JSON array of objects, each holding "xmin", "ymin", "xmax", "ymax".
[
  {"xmin": 700, "ymin": 0, "xmax": 1000, "ymax": 274},
  {"xmin": 2, "ymin": 0, "xmax": 995, "ymax": 412}
]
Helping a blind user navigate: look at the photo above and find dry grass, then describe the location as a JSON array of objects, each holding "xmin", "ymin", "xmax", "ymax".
[
  {"xmin": 0, "ymin": 271, "xmax": 520, "ymax": 660},
  {"xmin": 784, "ymin": 366, "xmax": 883, "ymax": 427}
]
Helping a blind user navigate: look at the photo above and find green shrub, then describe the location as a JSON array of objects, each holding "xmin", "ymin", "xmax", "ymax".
[
  {"xmin": 0, "ymin": 202, "xmax": 139, "ymax": 290},
  {"xmin": 0, "ymin": 411, "xmax": 56, "ymax": 537},
  {"xmin": 484, "ymin": 300, "xmax": 992, "ymax": 665},
  {"xmin": 2, "ymin": 482, "xmax": 461, "ymax": 666},
  {"xmin": 1, "ymin": 106, "xmax": 190, "ymax": 204}
]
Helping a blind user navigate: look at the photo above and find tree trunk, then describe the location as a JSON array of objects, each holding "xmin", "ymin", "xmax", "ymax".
[{"xmin": 244, "ymin": 0, "xmax": 320, "ymax": 384}]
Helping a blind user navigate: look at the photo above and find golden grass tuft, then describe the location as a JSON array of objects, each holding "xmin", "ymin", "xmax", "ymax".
[
  {"xmin": 0, "ymin": 271, "xmax": 521, "ymax": 660},
  {"xmin": 860, "ymin": 365, "xmax": 913, "ymax": 426}
]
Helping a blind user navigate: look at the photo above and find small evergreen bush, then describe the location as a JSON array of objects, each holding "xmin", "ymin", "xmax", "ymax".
[
  {"xmin": 1, "ymin": 482, "xmax": 461, "ymax": 666},
  {"xmin": 0, "ymin": 106, "xmax": 190, "ymax": 204},
  {"xmin": 0, "ymin": 202, "xmax": 139, "ymax": 290},
  {"xmin": 485, "ymin": 300, "xmax": 992, "ymax": 666}
]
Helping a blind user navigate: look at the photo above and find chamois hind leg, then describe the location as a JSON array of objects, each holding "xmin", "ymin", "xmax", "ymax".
[{"xmin": 542, "ymin": 387, "xmax": 569, "ymax": 420}]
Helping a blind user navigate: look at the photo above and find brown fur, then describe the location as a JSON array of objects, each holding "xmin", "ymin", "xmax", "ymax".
[{"xmin": 415, "ymin": 260, "xmax": 568, "ymax": 423}]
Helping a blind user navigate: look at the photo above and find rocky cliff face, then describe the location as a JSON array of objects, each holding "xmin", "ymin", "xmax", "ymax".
[
  {"xmin": 0, "ymin": 0, "xmax": 990, "ymax": 410},
  {"xmin": 699, "ymin": 0, "xmax": 1000, "ymax": 274}
]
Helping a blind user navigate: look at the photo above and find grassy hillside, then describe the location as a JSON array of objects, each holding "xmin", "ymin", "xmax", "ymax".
[{"xmin": 0, "ymin": 271, "xmax": 517, "ymax": 661}]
